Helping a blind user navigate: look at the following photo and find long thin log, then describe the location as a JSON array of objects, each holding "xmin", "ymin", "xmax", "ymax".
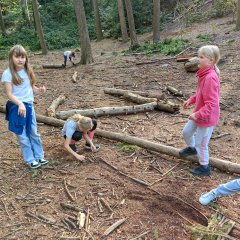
[
  {"xmin": 95, "ymin": 129, "xmax": 240, "ymax": 175},
  {"xmin": 42, "ymin": 64, "xmax": 64, "ymax": 69},
  {"xmin": 123, "ymin": 92, "xmax": 157, "ymax": 104},
  {"xmin": 1, "ymin": 107, "xmax": 240, "ymax": 174},
  {"xmin": 47, "ymin": 95, "xmax": 66, "ymax": 117},
  {"xmin": 104, "ymin": 87, "xmax": 164, "ymax": 99},
  {"xmin": 55, "ymin": 103, "xmax": 157, "ymax": 119}
]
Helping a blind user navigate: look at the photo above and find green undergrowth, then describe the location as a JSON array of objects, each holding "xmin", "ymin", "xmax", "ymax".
[
  {"xmin": 117, "ymin": 142, "xmax": 140, "ymax": 153},
  {"xmin": 124, "ymin": 38, "xmax": 189, "ymax": 55}
]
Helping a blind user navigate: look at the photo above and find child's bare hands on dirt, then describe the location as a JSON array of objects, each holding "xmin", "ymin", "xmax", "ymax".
[
  {"xmin": 76, "ymin": 155, "xmax": 85, "ymax": 162},
  {"xmin": 91, "ymin": 145, "xmax": 97, "ymax": 152},
  {"xmin": 183, "ymin": 100, "xmax": 190, "ymax": 109}
]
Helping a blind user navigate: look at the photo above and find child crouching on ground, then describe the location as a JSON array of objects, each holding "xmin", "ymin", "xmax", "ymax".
[{"xmin": 62, "ymin": 114, "xmax": 100, "ymax": 161}]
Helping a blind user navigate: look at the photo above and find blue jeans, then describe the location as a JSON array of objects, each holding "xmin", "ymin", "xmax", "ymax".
[
  {"xmin": 215, "ymin": 178, "xmax": 240, "ymax": 196},
  {"xmin": 182, "ymin": 120, "xmax": 214, "ymax": 165},
  {"xmin": 16, "ymin": 106, "xmax": 44, "ymax": 164}
]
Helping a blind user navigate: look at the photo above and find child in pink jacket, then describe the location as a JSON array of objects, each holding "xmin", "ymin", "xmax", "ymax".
[{"xmin": 179, "ymin": 45, "xmax": 220, "ymax": 176}]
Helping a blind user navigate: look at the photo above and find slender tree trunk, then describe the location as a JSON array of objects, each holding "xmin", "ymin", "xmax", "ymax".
[
  {"xmin": 92, "ymin": 0, "xmax": 103, "ymax": 41},
  {"xmin": 74, "ymin": 0, "xmax": 93, "ymax": 64},
  {"xmin": 117, "ymin": 0, "xmax": 128, "ymax": 42},
  {"xmin": 0, "ymin": 5, "xmax": 6, "ymax": 36},
  {"xmin": 21, "ymin": 0, "xmax": 31, "ymax": 25},
  {"xmin": 32, "ymin": 0, "xmax": 47, "ymax": 54},
  {"xmin": 236, "ymin": 0, "xmax": 240, "ymax": 30},
  {"xmin": 153, "ymin": 0, "xmax": 160, "ymax": 43},
  {"xmin": 124, "ymin": 0, "xmax": 138, "ymax": 45}
]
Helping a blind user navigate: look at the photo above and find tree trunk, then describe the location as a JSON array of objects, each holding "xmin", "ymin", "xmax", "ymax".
[
  {"xmin": 21, "ymin": 0, "xmax": 31, "ymax": 25},
  {"xmin": 152, "ymin": 0, "xmax": 160, "ymax": 43},
  {"xmin": 1, "ymin": 105, "xmax": 239, "ymax": 174},
  {"xmin": 32, "ymin": 0, "xmax": 47, "ymax": 54},
  {"xmin": 117, "ymin": 0, "xmax": 128, "ymax": 42},
  {"xmin": 236, "ymin": 0, "xmax": 240, "ymax": 30},
  {"xmin": 0, "ymin": 5, "xmax": 6, "ymax": 36},
  {"xmin": 56, "ymin": 103, "xmax": 157, "ymax": 119},
  {"xmin": 123, "ymin": 92, "xmax": 157, "ymax": 104},
  {"xmin": 92, "ymin": 0, "xmax": 103, "ymax": 41},
  {"xmin": 74, "ymin": 0, "xmax": 93, "ymax": 64},
  {"xmin": 46, "ymin": 95, "xmax": 66, "ymax": 117},
  {"xmin": 124, "ymin": 0, "xmax": 138, "ymax": 45}
]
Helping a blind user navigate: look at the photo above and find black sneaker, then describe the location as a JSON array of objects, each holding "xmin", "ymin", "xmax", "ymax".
[
  {"xmin": 29, "ymin": 160, "xmax": 41, "ymax": 169},
  {"xmin": 190, "ymin": 165, "xmax": 211, "ymax": 176},
  {"xmin": 69, "ymin": 144, "xmax": 78, "ymax": 152},
  {"xmin": 179, "ymin": 147, "xmax": 197, "ymax": 157}
]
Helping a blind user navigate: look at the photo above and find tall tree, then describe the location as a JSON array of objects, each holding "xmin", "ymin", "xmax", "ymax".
[
  {"xmin": 74, "ymin": 0, "xmax": 93, "ymax": 64},
  {"xmin": 124, "ymin": 0, "xmax": 138, "ymax": 44},
  {"xmin": 236, "ymin": 0, "xmax": 240, "ymax": 30},
  {"xmin": 32, "ymin": 0, "xmax": 47, "ymax": 54},
  {"xmin": 21, "ymin": 0, "xmax": 31, "ymax": 25},
  {"xmin": 153, "ymin": 0, "xmax": 160, "ymax": 43},
  {"xmin": 0, "ymin": 4, "xmax": 6, "ymax": 36},
  {"xmin": 92, "ymin": 0, "xmax": 103, "ymax": 41},
  {"xmin": 117, "ymin": 0, "xmax": 128, "ymax": 42}
]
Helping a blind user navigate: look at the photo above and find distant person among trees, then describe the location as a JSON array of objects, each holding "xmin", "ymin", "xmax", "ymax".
[
  {"xmin": 62, "ymin": 114, "xmax": 100, "ymax": 162},
  {"xmin": 179, "ymin": 45, "xmax": 221, "ymax": 177},
  {"xmin": 63, "ymin": 50, "xmax": 76, "ymax": 67},
  {"xmin": 1, "ymin": 45, "xmax": 48, "ymax": 169},
  {"xmin": 199, "ymin": 178, "xmax": 240, "ymax": 205}
]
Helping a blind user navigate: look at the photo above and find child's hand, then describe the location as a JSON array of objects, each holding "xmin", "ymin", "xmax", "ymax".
[
  {"xmin": 18, "ymin": 103, "xmax": 26, "ymax": 117},
  {"xmin": 91, "ymin": 145, "xmax": 97, "ymax": 152},
  {"xmin": 189, "ymin": 113, "xmax": 197, "ymax": 120},
  {"xmin": 76, "ymin": 154, "xmax": 85, "ymax": 162},
  {"xmin": 39, "ymin": 86, "xmax": 46, "ymax": 94},
  {"xmin": 183, "ymin": 100, "xmax": 190, "ymax": 109}
]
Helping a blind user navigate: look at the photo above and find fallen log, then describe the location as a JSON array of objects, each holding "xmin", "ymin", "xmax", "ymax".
[
  {"xmin": 42, "ymin": 64, "xmax": 65, "ymax": 69},
  {"xmin": 95, "ymin": 129, "xmax": 240, "ymax": 175},
  {"xmin": 1, "ymin": 106, "xmax": 240, "ymax": 174},
  {"xmin": 104, "ymin": 87, "xmax": 164, "ymax": 99},
  {"xmin": 72, "ymin": 71, "xmax": 78, "ymax": 83},
  {"xmin": 184, "ymin": 57, "xmax": 199, "ymax": 72},
  {"xmin": 123, "ymin": 92, "xmax": 157, "ymax": 104},
  {"xmin": 166, "ymin": 86, "xmax": 183, "ymax": 97},
  {"xmin": 55, "ymin": 103, "xmax": 157, "ymax": 120},
  {"xmin": 47, "ymin": 95, "xmax": 66, "ymax": 117}
]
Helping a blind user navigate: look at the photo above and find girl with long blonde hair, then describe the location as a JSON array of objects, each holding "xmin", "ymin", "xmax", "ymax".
[
  {"xmin": 62, "ymin": 114, "xmax": 100, "ymax": 161},
  {"xmin": 179, "ymin": 45, "xmax": 221, "ymax": 176},
  {"xmin": 1, "ymin": 45, "xmax": 48, "ymax": 169}
]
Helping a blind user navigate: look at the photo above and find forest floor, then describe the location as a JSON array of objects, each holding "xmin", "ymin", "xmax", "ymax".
[{"xmin": 0, "ymin": 15, "xmax": 240, "ymax": 240}]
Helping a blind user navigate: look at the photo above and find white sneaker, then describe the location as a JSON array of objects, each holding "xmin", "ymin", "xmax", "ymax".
[
  {"xmin": 29, "ymin": 160, "xmax": 41, "ymax": 169},
  {"xmin": 199, "ymin": 190, "xmax": 217, "ymax": 205},
  {"xmin": 38, "ymin": 159, "xmax": 49, "ymax": 165}
]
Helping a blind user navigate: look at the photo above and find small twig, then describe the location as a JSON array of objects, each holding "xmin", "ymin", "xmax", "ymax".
[
  {"xmin": 103, "ymin": 218, "xmax": 126, "ymax": 236},
  {"xmin": 129, "ymin": 230, "xmax": 150, "ymax": 240},
  {"xmin": 100, "ymin": 197, "xmax": 113, "ymax": 212},
  {"xmin": 0, "ymin": 198, "xmax": 11, "ymax": 220},
  {"xmin": 63, "ymin": 179, "xmax": 75, "ymax": 202},
  {"xmin": 211, "ymin": 133, "xmax": 231, "ymax": 140},
  {"xmin": 176, "ymin": 212, "xmax": 194, "ymax": 225},
  {"xmin": 150, "ymin": 163, "xmax": 180, "ymax": 186}
]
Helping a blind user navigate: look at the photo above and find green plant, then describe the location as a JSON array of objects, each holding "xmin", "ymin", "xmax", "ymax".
[
  {"xmin": 117, "ymin": 142, "xmax": 140, "ymax": 153},
  {"xmin": 125, "ymin": 38, "xmax": 189, "ymax": 56},
  {"xmin": 196, "ymin": 34, "xmax": 213, "ymax": 42},
  {"xmin": 31, "ymin": 169, "xmax": 39, "ymax": 178}
]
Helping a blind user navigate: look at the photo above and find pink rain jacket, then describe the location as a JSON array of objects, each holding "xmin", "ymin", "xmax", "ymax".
[{"xmin": 188, "ymin": 65, "xmax": 220, "ymax": 127}]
